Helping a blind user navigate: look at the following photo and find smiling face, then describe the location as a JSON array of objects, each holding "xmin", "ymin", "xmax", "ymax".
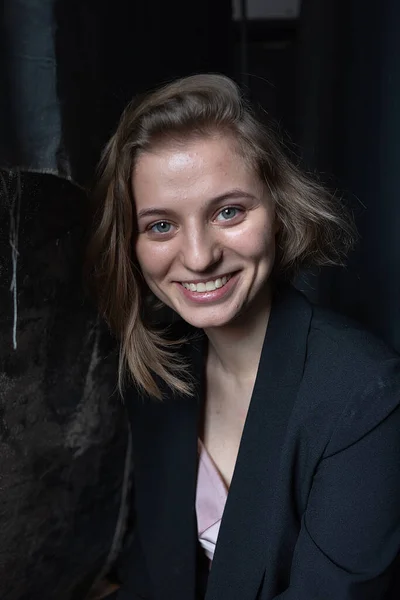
[{"xmin": 133, "ymin": 134, "xmax": 277, "ymax": 331}]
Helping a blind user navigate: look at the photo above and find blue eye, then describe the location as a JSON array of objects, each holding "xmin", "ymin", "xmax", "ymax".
[
  {"xmin": 151, "ymin": 221, "xmax": 172, "ymax": 234},
  {"xmin": 217, "ymin": 207, "xmax": 240, "ymax": 221}
]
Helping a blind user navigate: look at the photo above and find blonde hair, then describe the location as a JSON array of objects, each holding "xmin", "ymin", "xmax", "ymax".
[{"xmin": 87, "ymin": 73, "xmax": 356, "ymax": 399}]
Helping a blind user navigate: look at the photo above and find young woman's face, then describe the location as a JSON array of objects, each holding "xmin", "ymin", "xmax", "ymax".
[{"xmin": 133, "ymin": 135, "xmax": 277, "ymax": 330}]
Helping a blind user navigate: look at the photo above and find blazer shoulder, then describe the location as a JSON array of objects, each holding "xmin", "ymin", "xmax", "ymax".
[
  {"xmin": 302, "ymin": 305, "xmax": 400, "ymax": 450},
  {"xmin": 309, "ymin": 304, "xmax": 399, "ymax": 369}
]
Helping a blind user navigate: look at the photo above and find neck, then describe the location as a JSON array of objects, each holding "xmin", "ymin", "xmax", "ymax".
[{"xmin": 204, "ymin": 286, "xmax": 273, "ymax": 383}]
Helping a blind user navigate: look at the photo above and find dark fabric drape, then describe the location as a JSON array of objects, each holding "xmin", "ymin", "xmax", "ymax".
[
  {"xmin": 0, "ymin": 0, "xmax": 66, "ymax": 175},
  {"xmin": 295, "ymin": 0, "xmax": 400, "ymax": 352}
]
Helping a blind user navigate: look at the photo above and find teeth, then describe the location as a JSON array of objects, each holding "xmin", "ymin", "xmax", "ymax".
[{"xmin": 182, "ymin": 275, "xmax": 231, "ymax": 292}]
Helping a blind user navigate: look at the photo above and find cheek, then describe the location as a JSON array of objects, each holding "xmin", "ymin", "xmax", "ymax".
[
  {"xmin": 135, "ymin": 239, "xmax": 175, "ymax": 279},
  {"xmin": 135, "ymin": 239, "xmax": 157, "ymax": 278},
  {"xmin": 254, "ymin": 211, "xmax": 277, "ymax": 258},
  {"xmin": 227, "ymin": 219, "xmax": 276, "ymax": 259}
]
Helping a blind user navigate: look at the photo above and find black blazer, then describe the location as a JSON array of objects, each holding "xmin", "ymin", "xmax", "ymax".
[{"xmin": 117, "ymin": 286, "xmax": 400, "ymax": 600}]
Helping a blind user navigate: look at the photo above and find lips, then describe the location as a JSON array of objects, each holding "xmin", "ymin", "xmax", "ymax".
[{"xmin": 181, "ymin": 274, "xmax": 232, "ymax": 293}]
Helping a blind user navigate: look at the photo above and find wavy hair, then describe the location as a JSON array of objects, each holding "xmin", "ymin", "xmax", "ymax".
[{"xmin": 86, "ymin": 74, "xmax": 356, "ymax": 399}]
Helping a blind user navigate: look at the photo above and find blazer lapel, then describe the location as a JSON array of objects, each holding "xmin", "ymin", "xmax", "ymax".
[
  {"xmin": 205, "ymin": 286, "xmax": 312, "ymax": 600},
  {"xmin": 128, "ymin": 332, "xmax": 206, "ymax": 600}
]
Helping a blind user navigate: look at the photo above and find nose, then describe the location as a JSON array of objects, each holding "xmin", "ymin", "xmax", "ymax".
[{"xmin": 181, "ymin": 226, "xmax": 222, "ymax": 273}]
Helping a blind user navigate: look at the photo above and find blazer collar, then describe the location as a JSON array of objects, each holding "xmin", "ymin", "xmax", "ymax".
[{"xmin": 129, "ymin": 285, "xmax": 312, "ymax": 600}]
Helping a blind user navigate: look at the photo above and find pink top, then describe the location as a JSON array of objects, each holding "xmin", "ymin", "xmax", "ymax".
[{"xmin": 196, "ymin": 440, "xmax": 228, "ymax": 562}]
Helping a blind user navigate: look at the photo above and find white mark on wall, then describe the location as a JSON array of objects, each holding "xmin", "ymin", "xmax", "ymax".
[
  {"xmin": 0, "ymin": 170, "xmax": 21, "ymax": 351},
  {"xmin": 9, "ymin": 171, "xmax": 21, "ymax": 350}
]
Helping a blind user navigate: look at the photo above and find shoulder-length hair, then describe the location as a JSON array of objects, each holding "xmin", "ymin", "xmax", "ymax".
[{"xmin": 86, "ymin": 73, "xmax": 356, "ymax": 399}]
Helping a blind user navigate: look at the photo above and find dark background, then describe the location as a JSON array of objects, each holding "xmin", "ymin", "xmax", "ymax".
[{"xmin": 1, "ymin": 1, "xmax": 399, "ymax": 598}]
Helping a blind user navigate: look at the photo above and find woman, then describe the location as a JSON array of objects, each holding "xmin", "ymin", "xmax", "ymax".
[{"xmin": 88, "ymin": 74, "xmax": 400, "ymax": 599}]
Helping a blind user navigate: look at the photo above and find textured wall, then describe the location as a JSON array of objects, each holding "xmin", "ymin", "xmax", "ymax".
[{"xmin": 0, "ymin": 171, "xmax": 129, "ymax": 600}]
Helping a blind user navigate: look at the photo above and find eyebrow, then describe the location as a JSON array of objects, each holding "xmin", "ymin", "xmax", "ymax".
[{"xmin": 136, "ymin": 189, "xmax": 256, "ymax": 219}]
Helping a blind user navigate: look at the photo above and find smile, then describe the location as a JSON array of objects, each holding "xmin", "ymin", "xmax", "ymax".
[{"xmin": 181, "ymin": 274, "xmax": 232, "ymax": 293}]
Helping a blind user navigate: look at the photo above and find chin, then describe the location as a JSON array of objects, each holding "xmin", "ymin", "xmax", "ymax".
[{"xmin": 179, "ymin": 310, "xmax": 237, "ymax": 331}]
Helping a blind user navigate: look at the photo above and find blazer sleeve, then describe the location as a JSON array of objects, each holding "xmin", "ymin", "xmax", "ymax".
[
  {"xmin": 274, "ymin": 379, "xmax": 400, "ymax": 600},
  {"xmin": 113, "ymin": 528, "xmax": 153, "ymax": 600}
]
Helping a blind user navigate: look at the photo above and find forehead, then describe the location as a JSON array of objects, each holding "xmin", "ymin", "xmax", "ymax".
[{"xmin": 132, "ymin": 135, "xmax": 261, "ymax": 208}]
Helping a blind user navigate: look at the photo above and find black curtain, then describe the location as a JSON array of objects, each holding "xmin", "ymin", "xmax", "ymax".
[
  {"xmin": 0, "ymin": 2, "xmax": 233, "ymax": 598},
  {"xmin": 295, "ymin": 0, "xmax": 400, "ymax": 352}
]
